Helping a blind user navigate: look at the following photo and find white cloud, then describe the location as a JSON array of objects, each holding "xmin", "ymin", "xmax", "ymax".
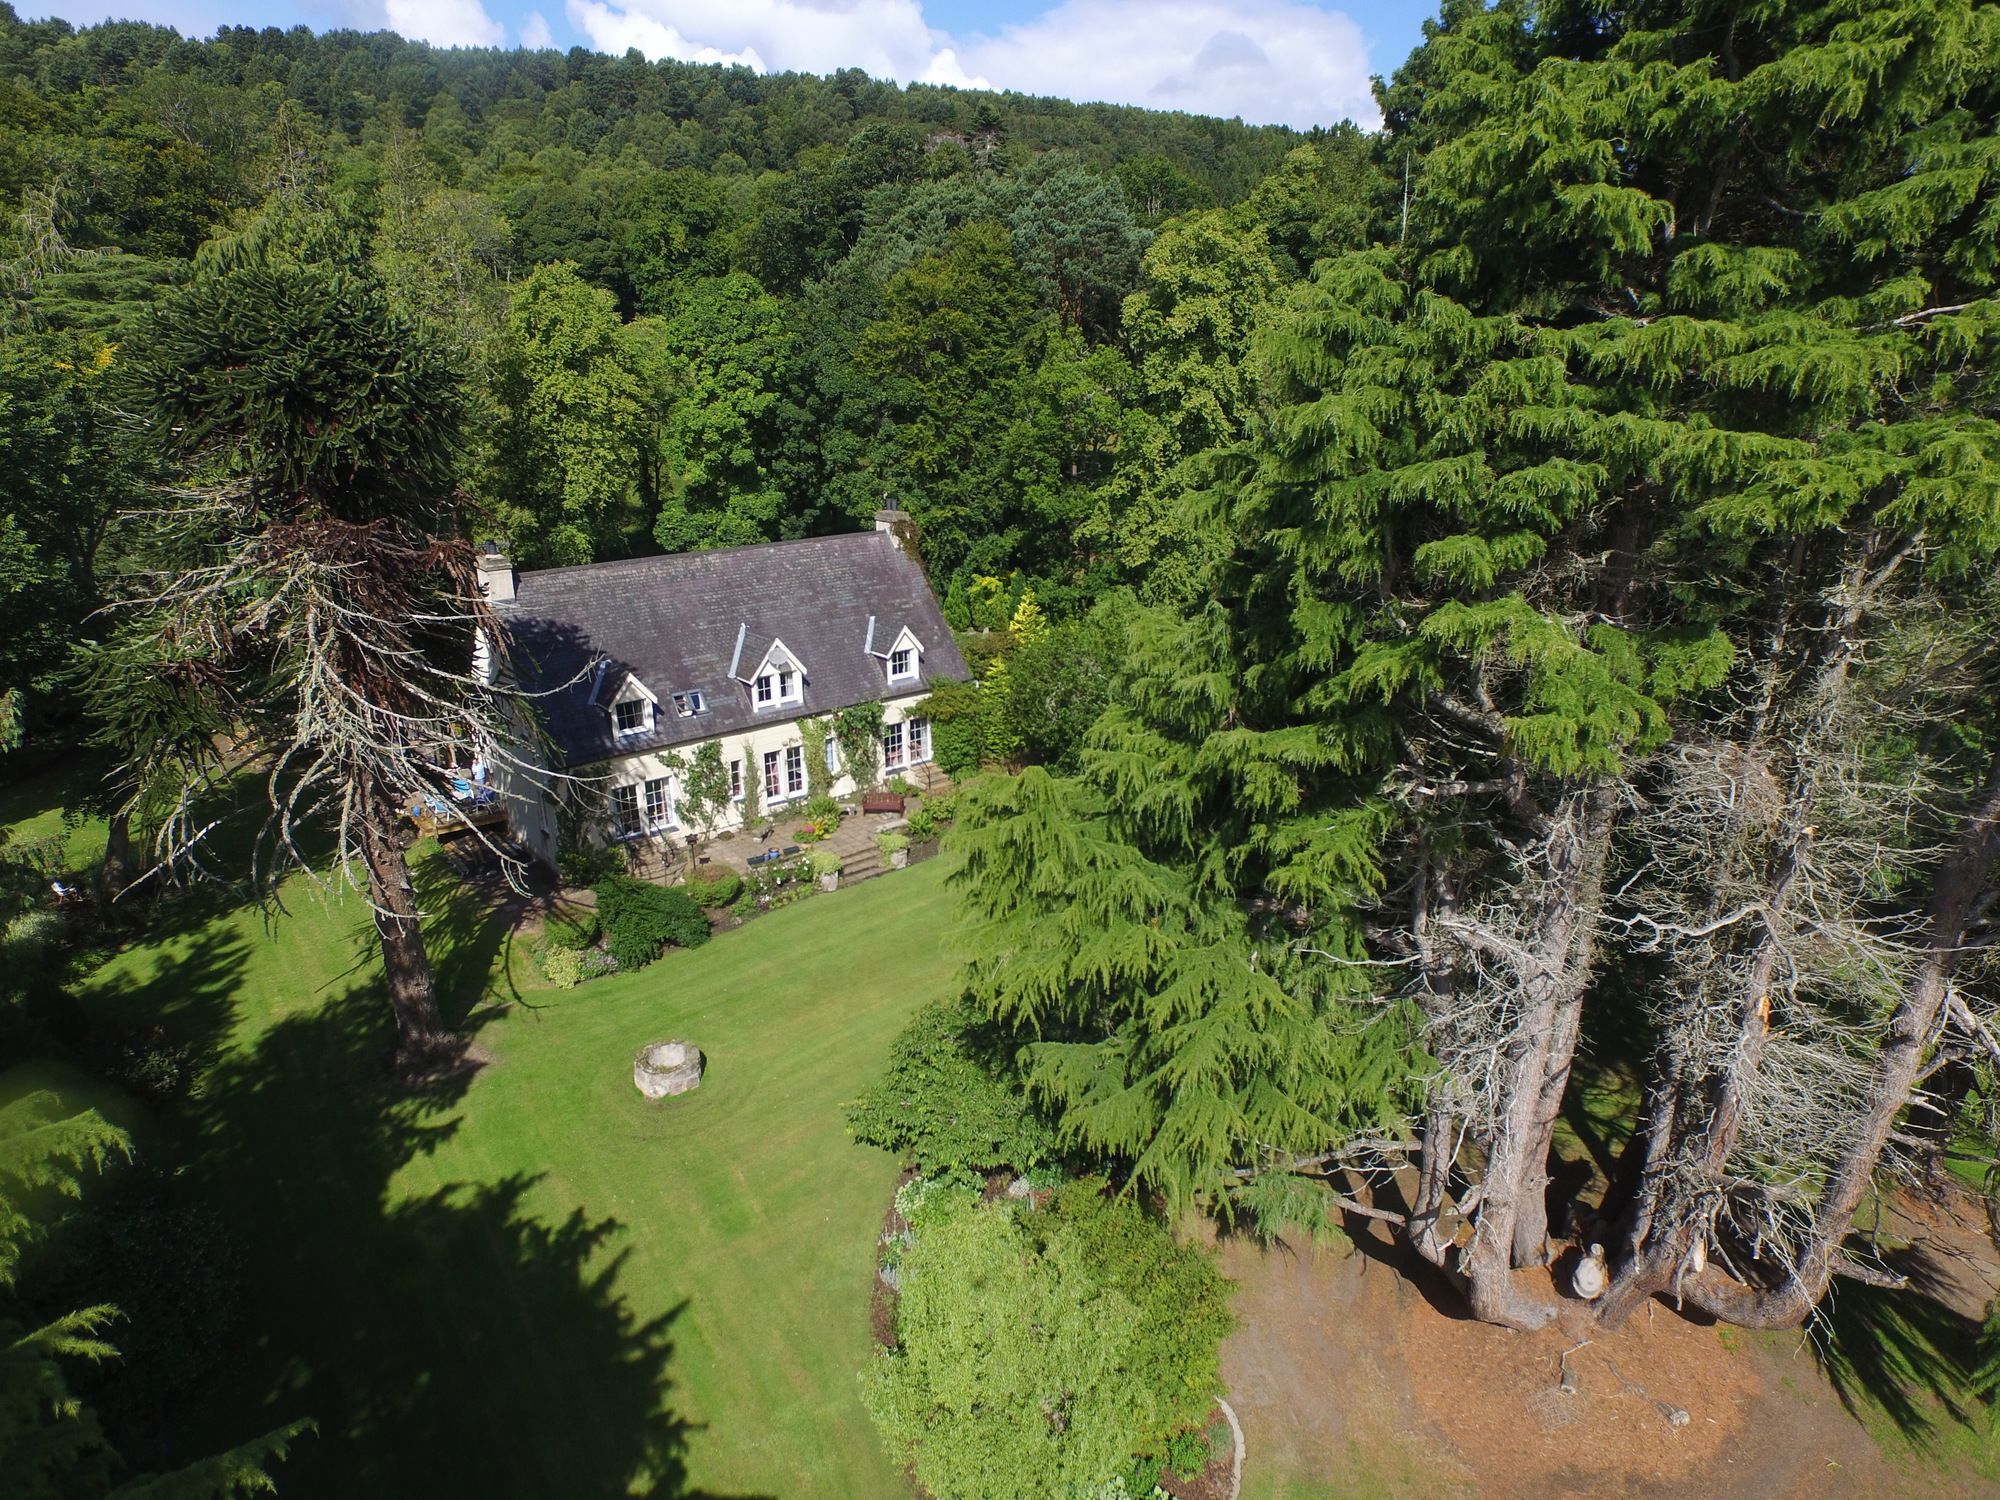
[
  {"xmin": 563, "ymin": 0, "xmax": 1374, "ymax": 128},
  {"xmin": 520, "ymin": 10, "xmax": 555, "ymax": 49},
  {"xmin": 958, "ymin": 1, "xmax": 1376, "ymax": 129},
  {"xmin": 380, "ymin": 0, "xmax": 507, "ymax": 47}
]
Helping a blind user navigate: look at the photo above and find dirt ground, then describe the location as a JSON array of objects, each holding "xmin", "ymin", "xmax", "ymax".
[{"xmin": 1217, "ymin": 1193, "xmax": 2000, "ymax": 1500}]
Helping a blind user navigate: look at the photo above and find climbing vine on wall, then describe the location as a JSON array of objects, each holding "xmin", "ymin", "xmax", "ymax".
[{"xmin": 833, "ymin": 700, "xmax": 886, "ymax": 789}]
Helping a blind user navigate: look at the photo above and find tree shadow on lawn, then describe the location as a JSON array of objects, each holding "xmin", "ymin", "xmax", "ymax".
[
  {"xmin": 1808, "ymin": 1248, "xmax": 1985, "ymax": 1445},
  {"xmin": 158, "ymin": 972, "xmax": 742, "ymax": 1496}
]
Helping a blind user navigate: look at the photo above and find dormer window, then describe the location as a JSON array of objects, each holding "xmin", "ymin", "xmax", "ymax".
[
  {"xmin": 878, "ymin": 625, "xmax": 924, "ymax": 687},
  {"xmin": 752, "ymin": 659, "xmax": 802, "ymax": 710},
  {"xmin": 613, "ymin": 697, "xmax": 649, "ymax": 736}
]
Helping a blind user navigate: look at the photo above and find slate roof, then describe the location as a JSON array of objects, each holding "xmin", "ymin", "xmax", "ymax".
[{"xmin": 496, "ymin": 531, "xmax": 971, "ymax": 768}]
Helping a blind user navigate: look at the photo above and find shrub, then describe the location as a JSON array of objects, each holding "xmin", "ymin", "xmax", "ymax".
[
  {"xmin": 904, "ymin": 792, "xmax": 958, "ymax": 842},
  {"xmin": 100, "ymin": 1023, "xmax": 207, "ymax": 1107},
  {"xmin": 681, "ymin": 870, "xmax": 743, "ymax": 907},
  {"xmin": 538, "ymin": 943, "xmax": 591, "ymax": 989},
  {"xmin": 557, "ymin": 841, "xmax": 618, "ymax": 889},
  {"xmin": 808, "ymin": 850, "xmax": 842, "ymax": 880},
  {"xmin": 866, "ymin": 1185, "xmax": 1229, "ymax": 1500},
  {"xmin": 593, "ymin": 876, "xmax": 711, "ymax": 970},
  {"xmin": 877, "ymin": 831, "xmax": 909, "ymax": 859},
  {"xmin": 2, "ymin": 909, "xmax": 65, "ymax": 968},
  {"xmin": 886, "ymin": 775, "xmax": 919, "ymax": 796},
  {"xmin": 848, "ymin": 999, "xmax": 1054, "ymax": 1173},
  {"xmin": 543, "ymin": 911, "xmax": 600, "ymax": 952}
]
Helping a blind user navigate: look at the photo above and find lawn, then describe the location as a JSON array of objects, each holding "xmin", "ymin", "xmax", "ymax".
[{"xmin": 52, "ymin": 809, "xmax": 960, "ymax": 1498}]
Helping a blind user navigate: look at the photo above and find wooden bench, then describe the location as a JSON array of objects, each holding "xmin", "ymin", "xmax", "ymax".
[{"xmin": 861, "ymin": 791, "xmax": 906, "ymax": 815}]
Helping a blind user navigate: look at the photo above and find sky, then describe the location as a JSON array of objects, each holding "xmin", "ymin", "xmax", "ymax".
[{"xmin": 26, "ymin": 0, "xmax": 1441, "ymax": 130}]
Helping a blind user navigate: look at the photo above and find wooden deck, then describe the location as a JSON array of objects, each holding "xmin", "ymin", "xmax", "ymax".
[{"xmin": 406, "ymin": 800, "xmax": 510, "ymax": 842}]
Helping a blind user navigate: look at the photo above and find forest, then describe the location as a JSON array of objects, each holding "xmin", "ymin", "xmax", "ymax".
[{"xmin": 4, "ymin": 0, "xmax": 2000, "ymax": 1495}]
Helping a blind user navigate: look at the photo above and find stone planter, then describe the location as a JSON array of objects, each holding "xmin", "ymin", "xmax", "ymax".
[
  {"xmin": 888, "ymin": 849, "xmax": 909, "ymax": 870},
  {"xmin": 634, "ymin": 1039, "xmax": 703, "ymax": 1099},
  {"xmin": 817, "ymin": 872, "xmax": 840, "ymax": 892}
]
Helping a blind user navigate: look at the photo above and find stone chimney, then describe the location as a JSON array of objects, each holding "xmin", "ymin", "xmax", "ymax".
[
  {"xmin": 873, "ymin": 505, "xmax": 918, "ymax": 554},
  {"xmin": 475, "ymin": 540, "xmax": 516, "ymax": 604}
]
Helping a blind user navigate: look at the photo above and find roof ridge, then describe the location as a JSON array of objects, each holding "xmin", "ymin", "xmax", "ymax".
[{"xmin": 515, "ymin": 529, "xmax": 891, "ymax": 584}]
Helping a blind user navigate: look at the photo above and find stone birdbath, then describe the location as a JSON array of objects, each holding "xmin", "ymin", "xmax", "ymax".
[{"xmin": 634, "ymin": 1039, "xmax": 703, "ymax": 1099}]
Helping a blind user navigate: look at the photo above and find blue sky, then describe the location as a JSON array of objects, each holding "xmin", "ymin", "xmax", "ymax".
[{"xmin": 28, "ymin": 1, "xmax": 1440, "ymax": 129}]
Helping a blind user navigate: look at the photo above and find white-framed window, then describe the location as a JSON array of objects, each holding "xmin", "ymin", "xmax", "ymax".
[
  {"xmin": 784, "ymin": 744, "xmax": 805, "ymax": 796},
  {"xmin": 614, "ymin": 697, "xmax": 648, "ymax": 736},
  {"xmin": 882, "ymin": 720, "xmax": 906, "ymax": 771},
  {"xmin": 610, "ymin": 783, "xmax": 641, "ymax": 836},
  {"xmin": 763, "ymin": 749, "xmax": 782, "ymax": 799},
  {"xmin": 729, "ymin": 758, "xmax": 743, "ymax": 801},
  {"xmin": 908, "ymin": 716, "xmax": 931, "ymax": 764},
  {"xmin": 777, "ymin": 668, "xmax": 800, "ymax": 704},
  {"xmin": 888, "ymin": 646, "xmax": 915, "ymax": 683},
  {"xmin": 671, "ymin": 690, "xmax": 705, "ymax": 718},
  {"xmin": 824, "ymin": 737, "xmax": 840, "ymax": 775},
  {"xmin": 643, "ymin": 776, "xmax": 674, "ymax": 831},
  {"xmin": 755, "ymin": 674, "xmax": 774, "ymax": 706}
]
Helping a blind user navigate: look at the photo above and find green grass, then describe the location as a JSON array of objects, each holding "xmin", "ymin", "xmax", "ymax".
[{"xmin": 61, "ymin": 825, "xmax": 960, "ymax": 1497}]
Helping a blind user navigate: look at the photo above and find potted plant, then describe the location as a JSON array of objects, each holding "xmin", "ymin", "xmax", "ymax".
[
  {"xmin": 809, "ymin": 850, "xmax": 842, "ymax": 892},
  {"xmin": 877, "ymin": 830, "xmax": 910, "ymax": 870}
]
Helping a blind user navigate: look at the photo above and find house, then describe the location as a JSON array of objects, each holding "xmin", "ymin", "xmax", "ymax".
[{"xmin": 477, "ymin": 512, "xmax": 969, "ymax": 869}]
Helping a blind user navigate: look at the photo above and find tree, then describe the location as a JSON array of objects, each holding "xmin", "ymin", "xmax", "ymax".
[
  {"xmin": 104, "ymin": 254, "xmax": 542, "ymax": 1066},
  {"xmin": 0, "ymin": 336, "xmax": 139, "ymax": 750},
  {"xmin": 1008, "ymin": 163, "xmax": 1149, "ymax": 340},
  {"xmin": 1084, "ymin": 211, "xmax": 1282, "ymax": 602},
  {"xmin": 644, "ymin": 273, "xmax": 798, "ymax": 553},
  {"xmin": 0, "ymin": 1088, "xmax": 302, "ymax": 1495},
  {"xmin": 484, "ymin": 261, "xmax": 648, "ymax": 566}
]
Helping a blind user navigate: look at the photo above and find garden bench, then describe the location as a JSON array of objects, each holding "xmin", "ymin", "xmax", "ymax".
[{"xmin": 861, "ymin": 791, "xmax": 906, "ymax": 815}]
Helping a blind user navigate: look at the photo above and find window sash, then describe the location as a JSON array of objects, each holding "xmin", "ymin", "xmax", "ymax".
[
  {"xmin": 610, "ymin": 783, "xmax": 641, "ymax": 834},
  {"xmin": 614, "ymin": 698, "xmax": 647, "ymax": 734},
  {"xmin": 763, "ymin": 750, "xmax": 781, "ymax": 798},
  {"xmin": 889, "ymin": 648, "xmax": 913, "ymax": 680},
  {"xmin": 643, "ymin": 777, "xmax": 673, "ymax": 830},
  {"xmin": 729, "ymin": 759, "xmax": 743, "ymax": 800},
  {"xmin": 882, "ymin": 720, "xmax": 906, "ymax": 770},
  {"xmin": 784, "ymin": 744, "xmax": 804, "ymax": 795},
  {"xmin": 755, "ymin": 674, "xmax": 773, "ymax": 705},
  {"xmin": 908, "ymin": 716, "xmax": 929, "ymax": 763},
  {"xmin": 777, "ymin": 669, "xmax": 797, "ymax": 701}
]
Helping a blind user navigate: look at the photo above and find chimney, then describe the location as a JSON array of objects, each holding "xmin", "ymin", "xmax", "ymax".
[
  {"xmin": 873, "ymin": 503, "xmax": 918, "ymax": 554},
  {"xmin": 475, "ymin": 540, "xmax": 516, "ymax": 604}
]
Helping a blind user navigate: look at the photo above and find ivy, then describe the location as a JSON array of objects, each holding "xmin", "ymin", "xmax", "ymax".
[{"xmin": 831, "ymin": 700, "xmax": 886, "ymax": 790}]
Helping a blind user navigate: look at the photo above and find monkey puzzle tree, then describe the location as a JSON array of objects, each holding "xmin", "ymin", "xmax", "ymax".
[{"xmin": 98, "ymin": 253, "xmax": 537, "ymax": 1067}]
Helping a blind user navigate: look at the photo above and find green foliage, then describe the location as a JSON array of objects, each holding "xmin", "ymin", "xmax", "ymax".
[
  {"xmin": 0, "ymin": 1088, "xmax": 299, "ymax": 1497},
  {"xmin": 847, "ymin": 998, "xmax": 1055, "ymax": 1173},
  {"xmin": 484, "ymin": 261, "xmax": 647, "ymax": 566},
  {"xmin": 543, "ymin": 911, "xmax": 601, "ymax": 953},
  {"xmin": 736, "ymin": 737, "xmax": 761, "ymax": 828},
  {"xmin": 593, "ymin": 875, "xmax": 710, "ymax": 969},
  {"xmin": 799, "ymin": 718, "xmax": 835, "ymax": 802},
  {"xmin": 677, "ymin": 741, "xmax": 733, "ymax": 836},
  {"xmin": 903, "ymin": 793, "xmax": 957, "ymax": 842},
  {"xmin": 952, "ymin": 768, "xmax": 1415, "ymax": 1217},
  {"xmin": 807, "ymin": 851, "xmax": 843, "ymax": 880},
  {"xmin": 831, "ymin": 701, "xmax": 885, "ymax": 790},
  {"xmin": 920, "ymin": 679, "xmax": 989, "ymax": 777},
  {"xmin": 866, "ymin": 1183, "xmax": 1229, "ymax": 1500},
  {"xmin": 877, "ymin": 831, "xmax": 909, "ymax": 859},
  {"xmin": 680, "ymin": 871, "xmax": 743, "ymax": 908}
]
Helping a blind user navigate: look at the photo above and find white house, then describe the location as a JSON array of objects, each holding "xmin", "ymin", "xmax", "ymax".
[{"xmin": 476, "ymin": 512, "xmax": 970, "ymax": 869}]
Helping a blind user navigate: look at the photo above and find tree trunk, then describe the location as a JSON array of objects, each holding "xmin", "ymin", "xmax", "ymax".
[
  {"xmin": 1460, "ymin": 786, "xmax": 1621, "ymax": 1327},
  {"xmin": 1675, "ymin": 752, "xmax": 2000, "ymax": 1329},
  {"xmin": 356, "ymin": 786, "xmax": 451, "ymax": 1065},
  {"xmin": 1407, "ymin": 1109, "xmax": 1457, "ymax": 1268},
  {"xmin": 99, "ymin": 807, "xmax": 136, "ymax": 901}
]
